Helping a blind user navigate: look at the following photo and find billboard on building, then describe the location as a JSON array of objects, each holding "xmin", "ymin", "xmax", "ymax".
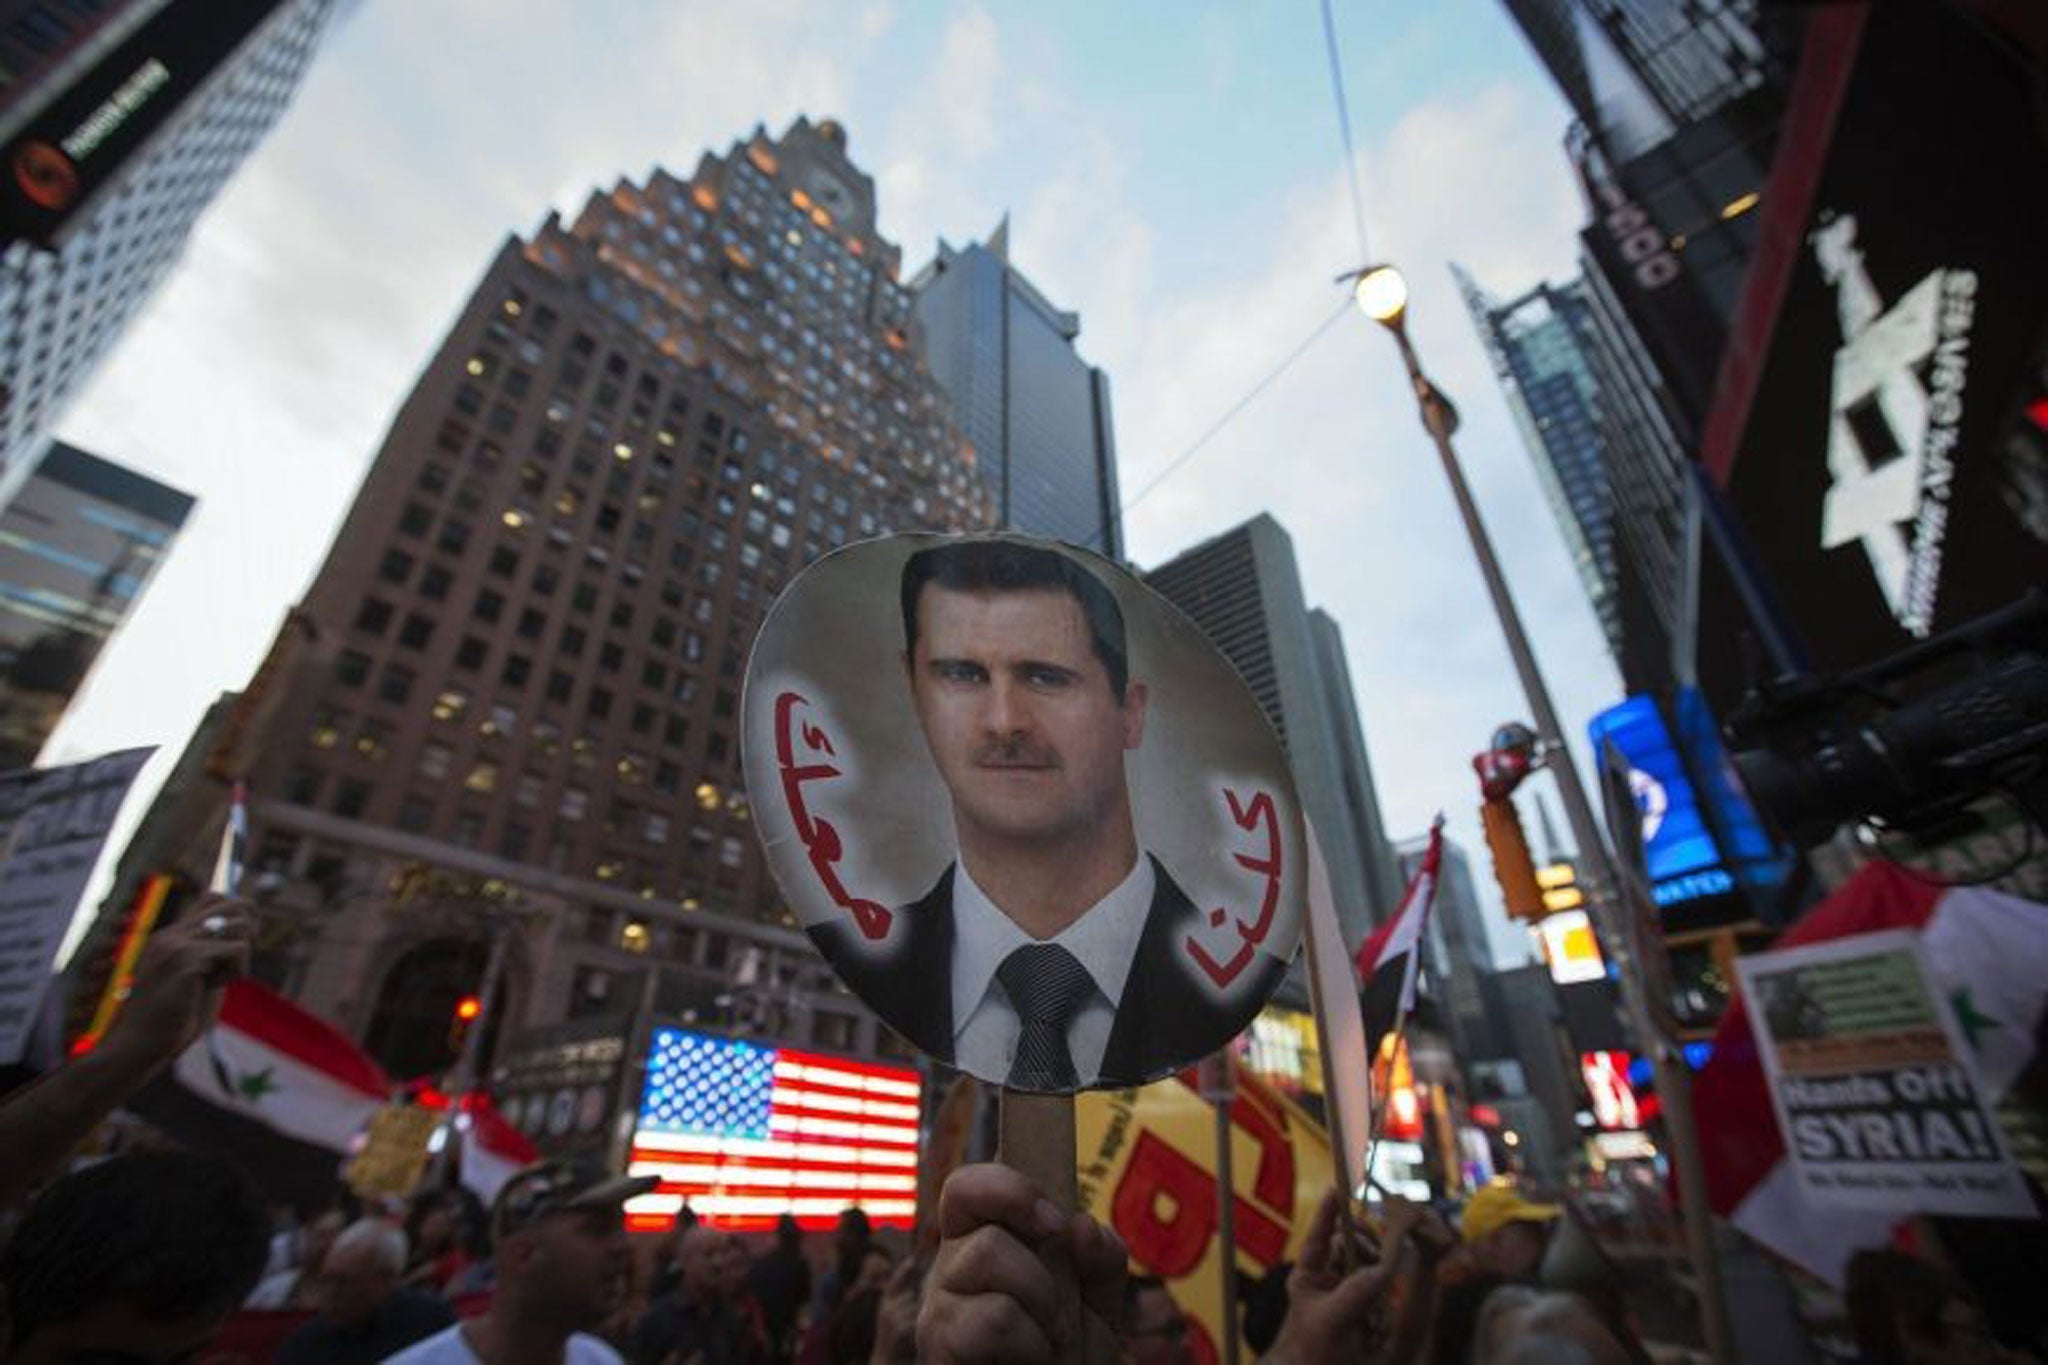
[
  {"xmin": 624, "ymin": 1026, "xmax": 921, "ymax": 1232},
  {"xmin": 1699, "ymin": 0, "xmax": 2048, "ymax": 706},
  {"xmin": 0, "ymin": 0, "xmax": 288, "ymax": 246}
]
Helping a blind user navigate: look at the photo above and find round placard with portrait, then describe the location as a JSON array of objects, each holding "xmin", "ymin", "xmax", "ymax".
[{"xmin": 741, "ymin": 534, "xmax": 1306, "ymax": 1093}]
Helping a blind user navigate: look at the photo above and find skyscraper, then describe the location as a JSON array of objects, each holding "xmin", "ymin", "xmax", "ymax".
[
  {"xmin": 1455, "ymin": 266, "xmax": 1621, "ymax": 662},
  {"xmin": 0, "ymin": 0, "xmax": 337, "ymax": 507},
  {"xmin": 1144, "ymin": 514, "xmax": 1400, "ymax": 944},
  {"xmin": 177, "ymin": 117, "xmax": 990, "ymax": 1081},
  {"xmin": 1500, "ymin": 0, "xmax": 1793, "ymax": 691},
  {"xmin": 909, "ymin": 220, "xmax": 1121, "ymax": 556},
  {"xmin": 0, "ymin": 438, "xmax": 190, "ymax": 768}
]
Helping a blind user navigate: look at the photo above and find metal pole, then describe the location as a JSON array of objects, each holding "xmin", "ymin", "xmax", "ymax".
[
  {"xmin": 430, "ymin": 920, "xmax": 510, "ymax": 1186},
  {"xmin": 1213, "ymin": 1092, "xmax": 1241, "ymax": 1365},
  {"xmin": 1383, "ymin": 320, "xmax": 1736, "ymax": 1365}
]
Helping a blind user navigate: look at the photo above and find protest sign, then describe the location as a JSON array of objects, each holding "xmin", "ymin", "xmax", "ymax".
[
  {"xmin": 743, "ymin": 533, "xmax": 1304, "ymax": 1094},
  {"xmin": 1077, "ymin": 1062, "xmax": 1333, "ymax": 1365},
  {"xmin": 1735, "ymin": 928, "xmax": 2031, "ymax": 1218},
  {"xmin": 0, "ymin": 747, "xmax": 151, "ymax": 1063}
]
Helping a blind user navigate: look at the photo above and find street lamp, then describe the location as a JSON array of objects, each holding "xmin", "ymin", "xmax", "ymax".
[{"xmin": 1345, "ymin": 261, "xmax": 1734, "ymax": 1363}]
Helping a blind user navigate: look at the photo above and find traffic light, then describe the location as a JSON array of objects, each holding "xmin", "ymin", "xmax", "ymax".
[
  {"xmin": 1480, "ymin": 795, "xmax": 1544, "ymax": 921},
  {"xmin": 448, "ymin": 994, "xmax": 483, "ymax": 1050}
]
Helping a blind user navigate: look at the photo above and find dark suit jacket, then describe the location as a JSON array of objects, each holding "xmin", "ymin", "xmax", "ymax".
[{"xmin": 808, "ymin": 854, "xmax": 1288, "ymax": 1089}]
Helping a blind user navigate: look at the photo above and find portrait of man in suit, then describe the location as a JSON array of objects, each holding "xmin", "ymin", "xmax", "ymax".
[{"xmin": 803, "ymin": 538, "xmax": 1286, "ymax": 1091}]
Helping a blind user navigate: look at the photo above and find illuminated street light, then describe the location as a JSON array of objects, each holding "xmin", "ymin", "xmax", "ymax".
[{"xmin": 1352, "ymin": 263, "xmax": 1409, "ymax": 325}]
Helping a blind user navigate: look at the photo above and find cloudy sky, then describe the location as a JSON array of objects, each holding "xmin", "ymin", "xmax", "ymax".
[{"xmin": 48, "ymin": 0, "xmax": 1617, "ymax": 966}]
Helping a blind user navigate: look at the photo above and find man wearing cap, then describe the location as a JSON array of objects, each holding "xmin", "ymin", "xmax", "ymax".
[
  {"xmin": 1460, "ymin": 1183, "xmax": 1562, "ymax": 1282},
  {"xmin": 380, "ymin": 1161, "xmax": 654, "ymax": 1365}
]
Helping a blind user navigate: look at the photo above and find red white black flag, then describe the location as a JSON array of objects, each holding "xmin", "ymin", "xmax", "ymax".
[{"xmin": 1354, "ymin": 818, "xmax": 1442, "ymax": 1074}]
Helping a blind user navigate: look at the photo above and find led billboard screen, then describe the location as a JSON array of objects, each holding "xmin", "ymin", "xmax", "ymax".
[{"xmin": 625, "ymin": 1027, "xmax": 921, "ymax": 1232}]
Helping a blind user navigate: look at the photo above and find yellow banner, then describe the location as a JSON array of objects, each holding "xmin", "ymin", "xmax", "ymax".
[
  {"xmin": 1077, "ymin": 1064, "xmax": 1333, "ymax": 1363},
  {"xmin": 342, "ymin": 1104, "xmax": 438, "ymax": 1201}
]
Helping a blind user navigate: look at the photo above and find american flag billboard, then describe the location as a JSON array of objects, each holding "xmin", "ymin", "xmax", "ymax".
[{"xmin": 624, "ymin": 1026, "xmax": 922, "ymax": 1232}]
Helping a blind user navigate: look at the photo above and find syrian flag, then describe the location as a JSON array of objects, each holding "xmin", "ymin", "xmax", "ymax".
[
  {"xmin": 1355, "ymin": 818, "xmax": 1442, "ymax": 1079},
  {"xmin": 1695, "ymin": 861, "xmax": 2048, "ymax": 1285},
  {"xmin": 456, "ymin": 1092, "xmax": 539, "ymax": 1205},
  {"xmin": 170, "ymin": 979, "xmax": 391, "ymax": 1152}
]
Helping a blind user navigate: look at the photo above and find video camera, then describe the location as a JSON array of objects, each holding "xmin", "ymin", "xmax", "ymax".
[{"xmin": 1725, "ymin": 592, "xmax": 2048, "ymax": 847}]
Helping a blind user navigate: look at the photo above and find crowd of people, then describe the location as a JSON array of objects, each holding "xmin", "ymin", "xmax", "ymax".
[{"xmin": 3, "ymin": 901, "xmax": 2037, "ymax": 1364}]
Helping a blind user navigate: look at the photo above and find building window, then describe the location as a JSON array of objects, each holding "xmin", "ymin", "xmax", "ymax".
[
  {"xmin": 465, "ymin": 761, "xmax": 499, "ymax": 793},
  {"xmin": 546, "ymin": 671, "xmax": 573, "ymax": 703},
  {"xmin": 560, "ymin": 786, "xmax": 588, "ymax": 820},
  {"xmin": 378, "ymin": 549, "xmax": 415, "ymax": 584},
  {"xmin": 420, "ymin": 564, "xmax": 453, "ymax": 600},
  {"xmin": 354, "ymin": 598, "xmax": 394, "ymax": 636},
  {"xmin": 432, "ymin": 688, "xmax": 471, "ymax": 722},
  {"xmin": 398, "ymin": 502, "xmax": 432, "ymax": 537},
  {"xmin": 378, "ymin": 665, "xmax": 415, "ymax": 705},
  {"xmin": 560, "ymin": 626, "xmax": 586, "ymax": 657},
  {"xmin": 516, "ymin": 608, "xmax": 545, "ymax": 640},
  {"xmin": 619, "ymin": 920, "xmax": 651, "ymax": 954},
  {"xmin": 515, "ymin": 773, "xmax": 544, "ymax": 807},
  {"xmin": 455, "ymin": 637, "xmax": 488, "ymax": 672},
  {"xmin": 489, "ymin": 545, "xmax": 520, "ymax": 578},
  {"xmin": 336, "ymin": 651, "xmax": 371, "ymax": 688},
  {"xmin": 587, "ymin": 688, "xmax": 612, "ymax": 720},
  {"xmin": 501, "ymin": 654, "xmax": 532, "ymax": 689},
  {"xmin": 285, "ymin": 767, "xmax": 323, "ymax": 806},
  {"xmin": 334, "ymin": 779, "xmax": 371, "ymax": 819},
  {"xmin": 438, "ymin": 520, "xmax": 471, "ymax": 555},
  {"xmin": 397, "ymin": 614, "xmax": 435, "ymax": 650},
  {"xmin": 644, "ymin": 813, "xmax": 669, "ymax": 845},
  {"xmin": 419, "ymin": 743, "xmax": 452, "ymax": 779},
  {"xmin": 472, "ymin": 589, "xmax": 504, "ymax": 623},
  {"xmin": 598, "ymin": 642, "xmax": 623, "ymax": 673},
  {"xmin": 397, "ymin": 795, "xmax": 434, "ymax": 833}
]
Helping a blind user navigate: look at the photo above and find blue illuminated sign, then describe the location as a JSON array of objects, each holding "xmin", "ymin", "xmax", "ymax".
[{"xmin": 1588, "ymin": 695, "xmax": 1733, "ymax": 912}]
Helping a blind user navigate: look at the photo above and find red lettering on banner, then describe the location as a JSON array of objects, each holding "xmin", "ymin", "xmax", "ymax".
[
  {"xmin": 1112, "ymin": 1129, "xmax": 1290, "ymax": 1278},
  {"xmin": 1113, "ymin": 1131, "xmax": 1217, "ymax": 1276},
  {"xmin": 774, "ymin": 691, "xmax": 890, "ymax": 939},
  {"xmin": 1186, "ymin": 787, "xmax": 1285, "ymax": 987},
  {"xmin": 1171, "ymin": 1070, "xmax": 1299, "ymax": 1229}
]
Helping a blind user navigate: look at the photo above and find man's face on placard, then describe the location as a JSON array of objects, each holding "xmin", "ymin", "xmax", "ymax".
[{"xmin": 907, "ymin": 583, "xmax": 1146, "ymax": 848}]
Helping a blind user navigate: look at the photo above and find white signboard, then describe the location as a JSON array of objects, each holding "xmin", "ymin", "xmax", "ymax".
[
  {"xmin": 0, "ymin": 747, "xmax": 152, "ymax": 1064},
  {"xmin": 1736, "ymin": 929, "xmax": 2030, "ymax": 1219}
]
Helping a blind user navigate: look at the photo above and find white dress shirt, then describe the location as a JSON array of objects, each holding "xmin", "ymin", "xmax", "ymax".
[{"xmin": 949, "ymin": 853, "xmax": 1156, "ymax": 1085}]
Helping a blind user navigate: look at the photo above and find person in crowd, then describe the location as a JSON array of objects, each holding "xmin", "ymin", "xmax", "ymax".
[
  {"xmin": 646, "ymin": 1205, "xmax": 701, "ymax": 1301},
  {"xmin": 248, "ymin": 1208, "xmax": 349, "ymax": 1309},
  {"xmin": 274, "ymin": 1220, "xmax": 452, "ymax": 1365},
  {"xmin": 628, "ymin": 1223, "xmax": 757, "ymax": 1365},
  {"xmin": 715, "ymin": 1232, "xmax": 770, "ymax": 1361},
  {"xmin": 1459, "ymin": 1184, "xmax": 1562, "ymax": 1283},
  {"xmin": 1121, "ymin": 1276, "xmax": 1192, "ymax": 1365},
  {"xmin": 801, "ymin": 1246, "xmax": 895, "ymax": 1365},
  {"xmin": 811, "ymin": 1207, "xmax": 874, "ymax": 1319},
  {"xmin": 0, "ymin": 1149, "xmax": 271, "ymax": 1365},
  {"xmin": 1469, "ymin": 1286, "xmax": 1639, "ymax": 1365},
  {"xmin": 1845, "ymin": 1247, "xmax": 2031, "ymax": 1365},
  {"xmin": 745, "ymin": 1213, "xmax": 811, "ymax": 1358},
  {"xmin": 403, "ymin": 1189, "xmax": 475, "ymax": 1295},
  {"xmin": 821, "ymin": 1289, "xmax": 882, "ymax": 1365},
  {"xmin": 382, "ymin": 1159, "xmax": 652, "ymax": 1365},
  {"xmin": 0, "ymin": 900, "xmax": 252, "ymax": 1208}
]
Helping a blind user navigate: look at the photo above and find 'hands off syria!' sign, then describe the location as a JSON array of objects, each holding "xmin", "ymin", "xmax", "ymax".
[
  {"xmin": 1736, "ymin": 929, "xmax": 2030, "ymax": 1219},
  {"xmin": 743, "ymin": 534, "xmax": 1304, "ymax": 1093}
]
